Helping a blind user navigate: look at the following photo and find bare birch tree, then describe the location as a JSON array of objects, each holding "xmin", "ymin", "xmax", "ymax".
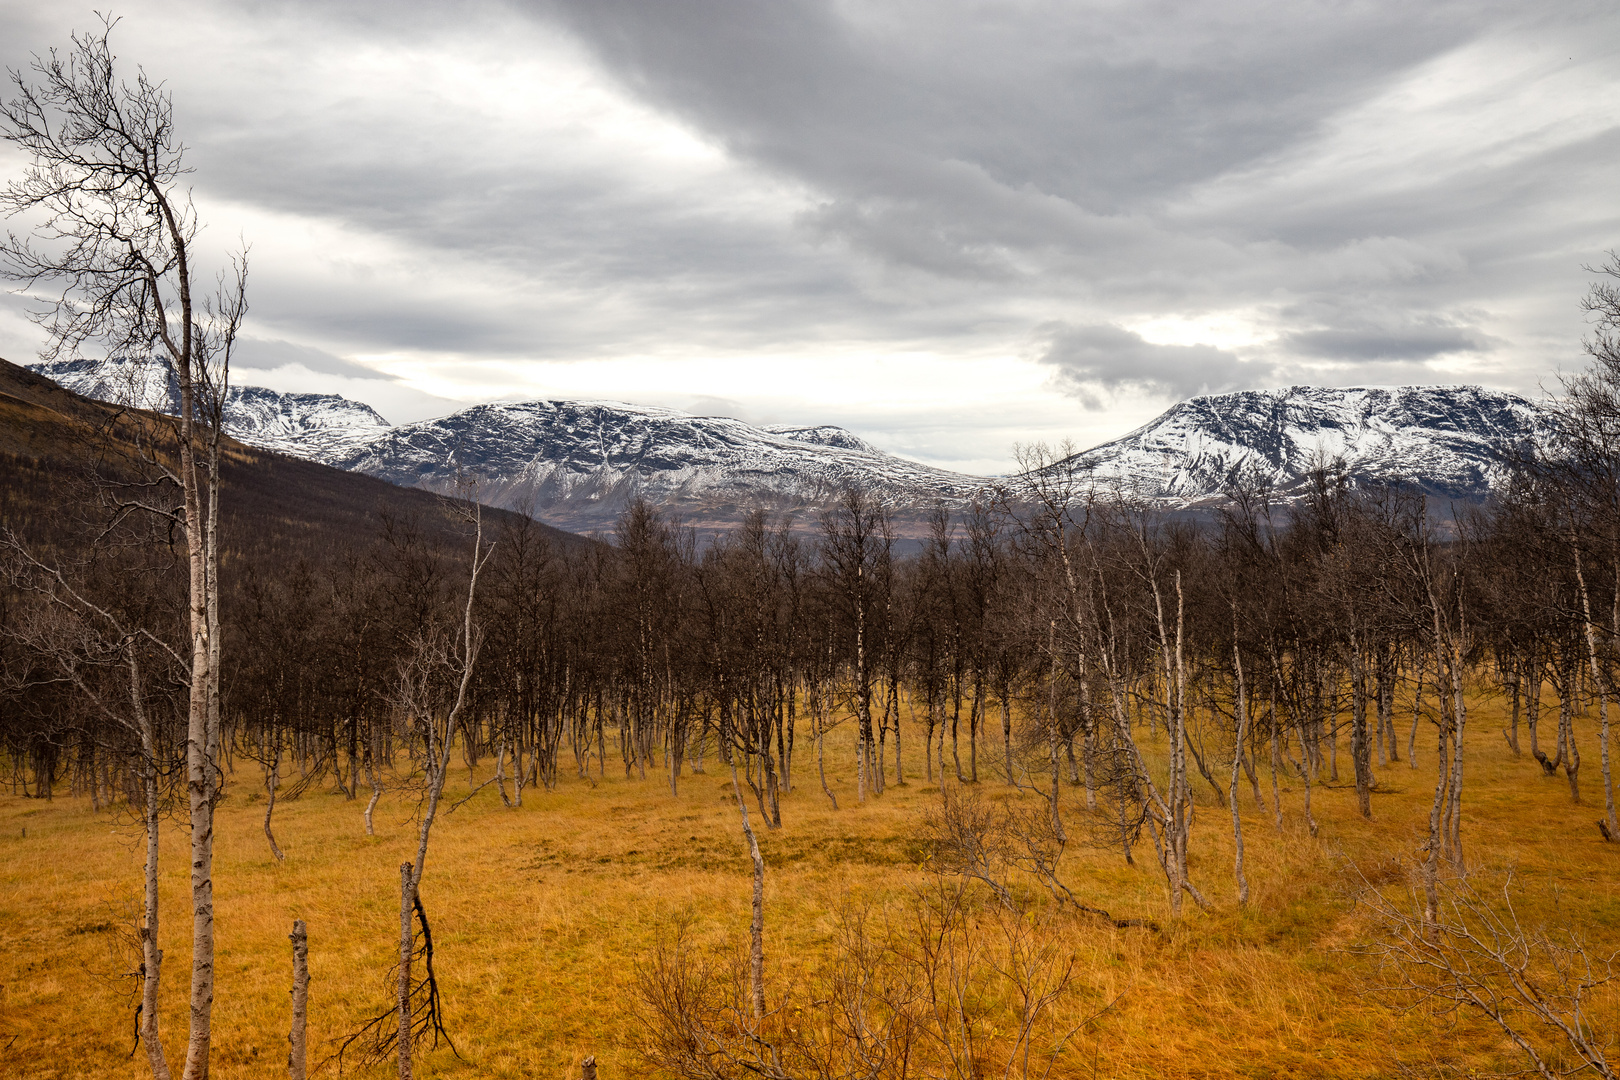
[
  {"xmin": 1, "ymin": 20, "xmax": 246, "ymax": 1078},
  {"xmin": 392, "ymin": 502, "xmax": 490, "ymax": 1079}
]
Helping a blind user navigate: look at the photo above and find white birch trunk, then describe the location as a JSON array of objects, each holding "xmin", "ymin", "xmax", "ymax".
[
  {"xmin": 1230, "ymin": 627, "xmax": 1250, "ymax": 906},
  {"xmin": 288, "ymin": 920, "xmax": 308, "ymax": 1080}
]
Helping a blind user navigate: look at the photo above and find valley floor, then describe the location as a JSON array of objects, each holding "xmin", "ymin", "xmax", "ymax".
[{"xmin": 2, "ymin": 699, "xmax": 1617, "ymax": 1079}]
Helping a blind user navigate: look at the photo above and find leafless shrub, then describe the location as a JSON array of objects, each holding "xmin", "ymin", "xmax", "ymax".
[
  {"xmin": 923, "ymin": 786, "xmax": 1158, "ymax": 931},
  {"xmin": 1360, "ymin": 870, "xmax": 1618, "ymax": 1080},
  {"xmin": 635, "ymin": 886, "xmax": 1109, "ymax": 1080}
]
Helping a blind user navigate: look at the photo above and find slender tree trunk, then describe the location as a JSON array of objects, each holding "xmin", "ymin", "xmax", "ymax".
[
  {"xmin": 1563, "ymin": 675, "xmax": 1582, "ymax": 801},
  {"xmin": 951, "ymin": 680, "xmax": 964, "ymax": 784},
  {"xmin": 728, "ymin": 752, "xmax": 766, "ymax": 1018},
  {"xmin": 1350, "ymin": 641, "xmax": 1373, "ymax": 818},
  {"xmin": 1268, "ymin": 696, "xmax": 1284, "ymax": 832},
  {"xmin": 288, "ymin": 920, "xmax": 308, "ymax": 1080},
  {"xmin": 1423, "ymin": 719, "xmax": 1445, "ymax": 935},
  {"xmin": 495, "ymin": 736, "xmax": 513, "ymax": 807},
  {"xmin": 1298, "ymin": 727, "xmax": 1318, "ymax": 837},
  {"xmin": 1447, "ymin": 640, "xmax": 1467, "ymax": 869},
  {"xmin": 364, "ymin": 739, "xmax": 382, "ymax": 838},
  {"xmin": 1230, "ymin": 629, "xmax": 1250, "ymax": 905},
  {"xmin": 1408, "ymin": 654, "xmax": 1425, "ymax": 769},
  {"xmin": 1045, "ymin": 623, "xmax": 1065, "ymax": 845},
  {"xmin": 1527, "ymin": 649, "xmax": 1543, "ymax": 762},
  {"xmin": 182, "ymin": 378, "xmax": 228, "ymax": 1080},
  {"xmin": 183, "ymin": 649, "xmax": 217, "ymax": 1080},
  {"xmin": 141, "ymin": 746, "xmax": 172, "ymax": 1080},
  {"xmin": 397, "ymin": 862, "xmax": 414, "ymax": 1080},
  {"xmin": 1505, "ymin": 662, "xmax": 1522, "ymax": 756},
  {"xmin": 816, "ymin": 710, "xmax": 837, "ymax": 810},
  {"xmin": 890, "ymin": 677, "xmax": 902, "ymax": 785},
  {"xmin": 1573, "ymin": 537, "xmax": 1619, "ymax": 836},
  {"xmin": 264, "ymin": 746, "xmax": 285, "ymax": 863},
  {"xmin": 923, "ymin": 690, "xmax": 936, "ymax": 783},
  {"xmin": 969, "ymin": 677, "xmax": 982, "ymax": 783}
]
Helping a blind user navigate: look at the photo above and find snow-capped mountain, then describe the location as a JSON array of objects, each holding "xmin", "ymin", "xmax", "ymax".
[
  {"xmin": 220, "ymin": 385, "xmax": 391, "ymax": 462},
  {"xmin": 1063, "ymin": 384, "xmax": 1547, "ymax": 503},
  {"xmin": 23, "ymin": 356, "xmax": 1550, "ymax": 532},
  {"xmin": 330, "ymin": 400, "xmax": 992, "ymax": 532},
  {"xmin": 761, "ymin": 424, "xmax": 884, "ymax": 454},
  {"xmin": 30, "ymin": 357, "xmax": 391, "ymax": 462}
]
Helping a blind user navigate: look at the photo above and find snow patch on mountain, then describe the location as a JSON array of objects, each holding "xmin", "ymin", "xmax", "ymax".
[
  {"xmin": 1064, "ymin": 384, "xmax": 1548, "ymax": 503},
  {"xmin": 30, "ymin": 356, "xmax": 392, "ymax": 463},
  {"xmin": 223, "ymin": 385, "xmax": 392, "ymax": 462},
  {"xmin": 761, "ymin": 424, "xmax": 882, "ymax": 454},
  {"xmin": 26, "ymin": 357, "xmax": 1550, "ymax": 531},
  {"xmin": 331, "ymin": 399, "xmax": 992, "ymax": 530}
]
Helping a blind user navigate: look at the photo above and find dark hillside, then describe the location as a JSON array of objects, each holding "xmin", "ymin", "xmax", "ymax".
[{"xmin": 0, "ymin": 357, "xmax": 589, "ymax": 562}]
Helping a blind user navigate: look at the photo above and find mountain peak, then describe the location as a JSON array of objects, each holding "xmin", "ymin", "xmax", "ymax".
[
  {"xmin": 1067, "ymin": 383, "xmax": 1546, "ymax": 503},
  {"xmin": 30, "ymin": 356, "xmax": 392, "ymax": 463},
  {"xmin": 27, "ymin": 359, "xmax": 1548, "ymax": 530}
]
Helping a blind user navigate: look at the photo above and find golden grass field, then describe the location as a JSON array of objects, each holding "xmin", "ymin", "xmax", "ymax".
[{"xmin": 2, "ymin": 696, "xmax": 1618, "ymax": 1080}]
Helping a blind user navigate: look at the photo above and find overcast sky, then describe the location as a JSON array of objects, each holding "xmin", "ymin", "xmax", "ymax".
[{"xmin": 1, "ymin": 1, "xmax": 1616, "ymax": 474}]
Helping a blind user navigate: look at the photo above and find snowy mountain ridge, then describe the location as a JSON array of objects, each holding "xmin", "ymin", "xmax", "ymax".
[
  {"xmin": 329, "ymin": 399, "xmax": 992, "ymax": 532},
  {"xmin": 1067, "ymin": 384, "xmax": 1547, "ymax": 503},
  {"xmin": 30, "ymin": 356, "xmax": 391, "ymax": 462},
  {"xmin": 24, "ymin": 357, "xmax": 1549, "ymax": 533}
]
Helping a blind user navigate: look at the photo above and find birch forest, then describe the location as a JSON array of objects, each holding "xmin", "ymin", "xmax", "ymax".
[
  {"xmin": 8, "ymin": 333, "xmax": 1620, "ymax": 1075},
  {"xmin": 4, "ymin": 13, "xmax": 1620, "ymax": 1080}
]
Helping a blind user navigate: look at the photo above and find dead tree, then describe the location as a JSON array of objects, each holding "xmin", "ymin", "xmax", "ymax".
[
  {"xmin": 820, "ymin": 487, "xmax": 891, "ymax": 803},
  {"xmin": 0, "ymin": 545, "xmax": 182, "ymax": 1078},
  {"xmin": 389, "ymin": 501, "xmax": 490, "ymax": 1078}
]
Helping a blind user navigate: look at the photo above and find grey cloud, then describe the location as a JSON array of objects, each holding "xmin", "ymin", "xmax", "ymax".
[
  {"xmin": 3, "ymin": 1, "xmax": 1618, "ymax": 469},
  {"xmin": 232, "ymin": 337, "xmax": 390, "ymax": 379},
  {"xmin": 1283, "ymin": 326, "xmax": 1493, "ymax": 362},
  {"xmin": 1037, "ymin": 323, "xmax": 1275, "ymax": 404},
  {"xmin": 534, "ymin": 0, "xmax": 1481, "ymax": 261}
]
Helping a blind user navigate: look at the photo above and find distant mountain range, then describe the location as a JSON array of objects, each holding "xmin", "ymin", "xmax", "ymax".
[
  {"xmin": 328, "ymin": 400, "xmax": 992, "ymax": 534},
  {"xmin": 31, "ymin": 356, "xmax": 391, "ymax": 462},
  {"xmin": 1067, "ymin": 384, "xmax": 1549, "ymax": 505},
  {"xmin": 28, "ymin": 356, "xmax": 1550, "ymax": 534},
  {"xmin": 0, "ymin": 358, "xmax": 579, "ymax": 563}
]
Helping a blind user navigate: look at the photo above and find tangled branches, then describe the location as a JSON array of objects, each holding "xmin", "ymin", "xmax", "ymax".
[
  {"xmin": 924, "ymin": 786, "xmax": 1158, "ymax": 931},
  {"xmin": 330, "ymin": 891, "xmax": 459, "ymax": 1073},
  {"xmin": 1360, "ymin": 870, "xmax": 1618, "ymax": 1080},
  {"xmin": 637, "ymin": 886, "xmax": 1111, "ymax": 1080}
]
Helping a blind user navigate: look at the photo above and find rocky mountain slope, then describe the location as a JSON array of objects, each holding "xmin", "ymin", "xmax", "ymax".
[
  {"xmin": 31, "ymin": 357, "xmax": 391, "ymax": 463},
  {"xmin": 1063, "ymin": 384, "xmax": 1546, "ymax": 504},
  {"xmin": 0, "ymin": 358, "xmax": 582, "ymax": 561},
  {"xmin": 330, "ymin": 399, "xmax": 993, "ymax": 533},
  {"xmin": 24, "ymin": 358, "xmax": 1549, "ymax": 532}
]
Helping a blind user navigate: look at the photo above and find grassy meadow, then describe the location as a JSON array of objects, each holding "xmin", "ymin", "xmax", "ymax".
[{"xmin": 2, "ymin": 696, "xmax": 1618, "ymax": 1080}]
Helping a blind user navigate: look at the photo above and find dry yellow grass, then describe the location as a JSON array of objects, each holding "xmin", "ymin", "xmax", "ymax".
[{"xmin": 2, "ymin": 696, "xmax": 1618, "ymax": 1079}]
